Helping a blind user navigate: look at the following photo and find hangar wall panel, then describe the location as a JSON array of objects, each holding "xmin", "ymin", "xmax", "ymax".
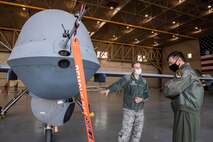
[
  {"xmin": 161, "ymin": 39, "xmax": 201, "ymax": 84},
  {"xmin": 162, "ymin": 39, "xmax": 201, "ymax": 74}
]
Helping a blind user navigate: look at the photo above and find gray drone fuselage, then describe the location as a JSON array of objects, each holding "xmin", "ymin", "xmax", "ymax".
[
  {"xmin": 8, "ymin": 9, "xmax": 100, "ymax": 100},
  {"xmin": 7, "ymin": 9, "xmax": 99, "ymax": 126}
]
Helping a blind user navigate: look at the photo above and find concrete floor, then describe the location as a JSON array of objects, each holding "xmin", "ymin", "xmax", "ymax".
[{"xmin": 0, "ymin": 88, "xmax": 213, "ymax": 142}]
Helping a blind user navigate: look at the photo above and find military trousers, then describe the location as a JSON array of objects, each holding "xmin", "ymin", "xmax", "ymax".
[
  {"xmin": 173, "ymin": 110, "xmax": 200, "ymax": 142},
  {"xmin": 118, "ymin": 108, "xmax": 144, "ymax": 142}
]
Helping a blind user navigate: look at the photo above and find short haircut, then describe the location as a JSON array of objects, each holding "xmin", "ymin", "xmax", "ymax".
[
  {"xmin": 167, "ymin": 51, "xmax": 186, "ymax": 62},
  {"xmin": 131, "ymin": 62, "xmax": 141, "ymax": 67}
]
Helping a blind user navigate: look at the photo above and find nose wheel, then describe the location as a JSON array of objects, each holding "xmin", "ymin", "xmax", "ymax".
[{"xmin": 45, "ymin": 124, "xmax": 53, "ymax": 142}]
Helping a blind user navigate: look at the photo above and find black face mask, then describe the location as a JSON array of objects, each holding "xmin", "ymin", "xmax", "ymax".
[{"xmin": 169, "ymin": 59, "xmax": 179, "ymax": 72}]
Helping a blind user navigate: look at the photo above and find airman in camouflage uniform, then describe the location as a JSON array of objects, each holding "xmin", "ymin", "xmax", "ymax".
[
  {"xmin": 100, "ymin": 62, "xmax": 149, "ymax": 142},
  {"xmin": 164, "ymin": 51, "xmax": 204, "ymax": 142}
]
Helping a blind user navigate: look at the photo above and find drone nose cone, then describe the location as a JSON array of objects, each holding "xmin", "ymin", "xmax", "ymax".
[
  {"xmin": 7, "ymin": 9, "xmax": 100, "ymax": 99},
  {"xmin": 8, "ymin": 57, "xmax": 99, "ymax": 99}
]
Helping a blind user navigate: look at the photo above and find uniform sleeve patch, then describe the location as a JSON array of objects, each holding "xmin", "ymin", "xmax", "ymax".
[{"xmin": 175, "ymin": 70, "xmax": 183, "ymax": 79}]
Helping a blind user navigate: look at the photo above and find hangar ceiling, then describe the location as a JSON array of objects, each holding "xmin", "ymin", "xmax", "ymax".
[
  {"xmin": 0, "ymin": 0, "xmax": 212, "ymax": 49},
  {"xmin": 0, "ymin": 0, "xmax": 212, "ymax": 67}
]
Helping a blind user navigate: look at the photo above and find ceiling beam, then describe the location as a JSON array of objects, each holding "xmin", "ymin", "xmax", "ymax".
[
  {"xmin": 139, "ymin": 0, "xmax": 212, "ymax": 23},
  {"xmin": 85, "ymin": 16, "xmax": 196, "ymax": 39},
  {"xmin": 0, "ymin": 1, "xmax": 45, "ymax": 10},
  {"xmin": 0, "ymin": 26, "xmax": 157, "ymax": 49},
  {"xmin": 92, "ymin": 39, "xmax": 160, "ymax": 49},
  {"xmin": 0, "ymin": 27, "xmax": 21, "ymax": 32},
  {"xmin": 0, "ymin": 0, "xmax": 197, "ymax": 40},
  {"xmin": 90, "ymin": 0, "xmax": 132, "ymax": 37}
]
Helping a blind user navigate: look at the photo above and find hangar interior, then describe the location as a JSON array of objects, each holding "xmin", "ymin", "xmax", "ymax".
[
  {"xmin": 0, "ymin": 0, "xmax": 213, "ymax": 88},
  {"xmin": 0, "ymin": 0, "xmax": 213, "ymax": 142}
]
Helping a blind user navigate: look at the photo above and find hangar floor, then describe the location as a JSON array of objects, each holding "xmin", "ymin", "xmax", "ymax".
[{"xmin": 0, "ymin": 88, "xmax": 213, "ymax": 142}]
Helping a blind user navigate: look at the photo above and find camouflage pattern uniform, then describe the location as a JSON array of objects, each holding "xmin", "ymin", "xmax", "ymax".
[
  {"xmin": 164, "ymin": 63, "xmax": 204, "ymax": 142},
  {"xmin": 118, "ymin": 108, "xmax": 144, "ymax": 142},
  {"xmin": 107, "ymin": 73, "xmax": 149, "ymax": 142}
]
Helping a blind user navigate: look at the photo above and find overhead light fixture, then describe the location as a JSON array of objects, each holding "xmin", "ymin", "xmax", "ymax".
[
  {"xmin": 171, "ymin": 36, "xmax": 179, "ymax": 41},
  {"xmin": 192, "ymin": 27, "xmax": 202, "ymax": 34},
  {"xmin": 97, "ymin": 21, "xmax": 100, "ymax": 24},
  {"xmin": 151, "ymin": 31, "xmax": 157, "ymax": 34},
  {"xmin": 145, "ymin": 14, "xmax": 148, "ymax": 17},
  {"xmin": 124, "ymin": 27, "xmax": 134, "ymax": 34},
  {"xmin": 207, "ymin": 5, "xmax": 212, "ymax": 13},
  {"xmin": 194, "ymin": 27, "xmax": 202, "ymax": 32},
  {"xmin": 22, "ymin": 7, "xmax": 26, "ymax": 11},
  {"xmin": 110, "ymin": 6, "xmax": 114, "ymax": 9},
  {"xmin": 172, "ymin": 21, "xmax": 176, "ymax": 24},
  {"xmin": 171, "ymin": 34, "xmax": 179, "ymax": 41},
  {"xmin": 187, "ymin": 53, "xmax": 192, "ymax": 59},
  {"xmin": 132, "ymin": 38, "xmax": 140, "ymax": 44},
  {"xmin": 112, "ymin": 35, "xmax": 119, "ymax": 40},
  {"xmin": 151, "ymin": 31, "xmax": 158, "ymax": 35},
  {"xmin": 153, "ymin": 41, "xmax": 159, "ymax": 46},
  {"xmin": 112, "ymin": 35, "xmax": 118, "ymax": 39}
]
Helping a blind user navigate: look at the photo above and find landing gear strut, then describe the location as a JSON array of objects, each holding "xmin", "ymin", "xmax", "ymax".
[{"xmin": 0, "ymin": 88, "xmax": 28, "ymax": 119}]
